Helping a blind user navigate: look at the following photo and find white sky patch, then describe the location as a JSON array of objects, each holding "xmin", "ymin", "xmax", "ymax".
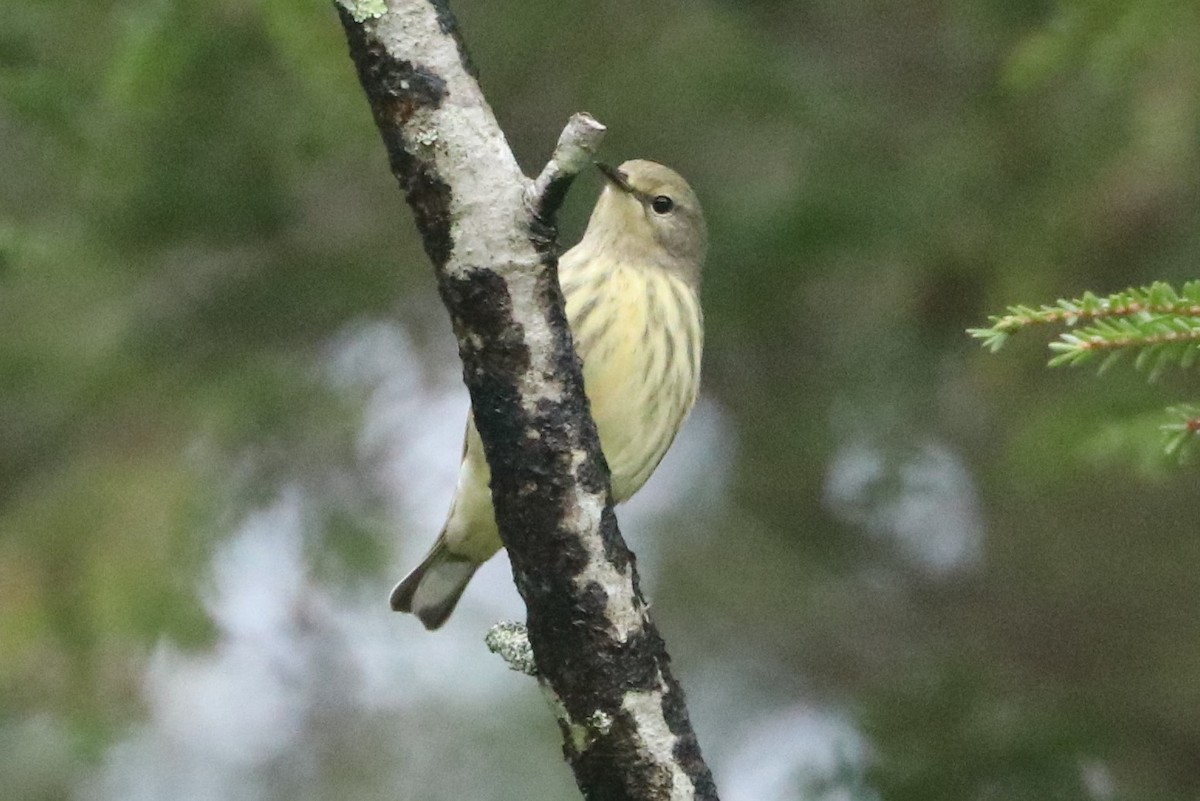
[
  {"xmin": 721, "ymin": 705, "xmax": 879, "ymax": 801},
  {"xmin": 824, "ymin": 436, "xmax": 984, "ymax": 576},
  {"xmin": 1079, "ymin": 757, "xmax": 1116, "ymax": 800},
  {"xmin": 79, "ymin": 489, "xmax": 531, "ymax": 801},
  {"xmin": 81, "ymin": 493, "xmax": 318, "ymax": 801}
]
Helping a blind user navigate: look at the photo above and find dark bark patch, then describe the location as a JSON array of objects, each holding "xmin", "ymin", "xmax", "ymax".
[
  {"xmin": 598, "ymin": 505, "xmax": 632, "ymax": 575},
  {"xmin": 338, "ymin": 5, "xmax": 453, "ymax": 265},
  {"xmin": 404, "ymin": 166, "xmax": 454, "ymax": 267},
  {"xmin": 338, "ymin": 8, "xmax": 448, "ymax": 124},
  {"xmin": 663, "ymin": 665, "xmax": 720, "ymax": 798},
  {"xmin": 531, "ymin": 172, "xmax": 579, "ymax": 250}
]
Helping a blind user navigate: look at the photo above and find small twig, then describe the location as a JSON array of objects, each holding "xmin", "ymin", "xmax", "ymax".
[{"xmin": 528, "ymin": 112, "xmax": 608, "ymax": 228}]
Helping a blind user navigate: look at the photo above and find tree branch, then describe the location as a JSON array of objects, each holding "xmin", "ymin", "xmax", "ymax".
[
  {"xmin": 334, "ymin": 2, "xmax": 719, "ymax": 799},
  {"xmin": 528, "ymin": 112, "xmax": 608, "ymax": 229}
]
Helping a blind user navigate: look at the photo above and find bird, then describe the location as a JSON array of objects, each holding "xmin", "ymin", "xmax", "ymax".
[{"xmin": 391, "ymin": 159, "xmax": 707, "ymax": 629}]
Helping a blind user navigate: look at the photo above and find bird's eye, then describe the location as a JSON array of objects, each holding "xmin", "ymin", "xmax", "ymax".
[{"xmin": 651, "ymin": 195, "xmax": 675, "ymax": 214}]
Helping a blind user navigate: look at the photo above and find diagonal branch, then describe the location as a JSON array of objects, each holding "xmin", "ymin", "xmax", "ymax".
[{"xmin": 334, "ymin": 2, "xmax": 719, "ymax": 799}]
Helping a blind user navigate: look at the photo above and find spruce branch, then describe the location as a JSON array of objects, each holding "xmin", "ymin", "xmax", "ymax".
[
  {"xmin": 1163, "ymin": 405, "xmax": 1200, "ymax": 461},
  {"xmin": 1046, "ymin": 316, "xmax": 1200, "ymax": 378},
  {"xmin": 970, "ymin": 281, "xmax": 1200, "ymax": 461},
  {"xmin": 969, "ymin": 280, "xmax": 1200, "ymax": 354}
]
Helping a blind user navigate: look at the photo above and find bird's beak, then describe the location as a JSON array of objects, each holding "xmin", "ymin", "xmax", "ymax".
[{"xmin": 596, "ymin": 162, "xmax": 634, "ymax": 194}]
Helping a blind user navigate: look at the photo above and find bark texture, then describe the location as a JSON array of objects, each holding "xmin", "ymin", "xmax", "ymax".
[{"xmin": 336, "ymin": 2, "xmax": 719, "ymax": 799}]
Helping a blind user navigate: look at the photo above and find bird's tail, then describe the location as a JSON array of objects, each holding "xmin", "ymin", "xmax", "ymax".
[{"xmin": 390, "ymin": 533, "xmax": 478, "ymax": 630}]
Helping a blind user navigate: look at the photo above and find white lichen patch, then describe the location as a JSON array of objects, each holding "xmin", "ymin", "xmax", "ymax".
[
  {"xmin": 588, "ymin": 709, "xmax": 614, "ymax": 735},
  {"xmin": 519, "ymin": 372, "xmax": 565, "ymax": 406},
  {"xmin": 485, "ymin": 620, "xmax": 537, "ymax": 676},
  {"xmin": 622, "ymin": 688, "xmax": 696, "ymax": 801},
  {"xmin": 413, "ymin": 126, "xmax": 439, "ymax": 148},
  {"xmin": 341, "ymin": 0, "xmax": 386, "ymax": 23}
]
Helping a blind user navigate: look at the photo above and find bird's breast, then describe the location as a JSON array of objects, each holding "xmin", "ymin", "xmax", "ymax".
[{"xmin": 560, "ymin": 260, "xmax": 703, "ymax": 501}]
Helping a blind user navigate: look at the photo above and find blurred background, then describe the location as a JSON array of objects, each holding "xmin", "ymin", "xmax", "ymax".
[{"xmin": 3, "ymin": 0, "xmax": 1200, "ymax": 799}]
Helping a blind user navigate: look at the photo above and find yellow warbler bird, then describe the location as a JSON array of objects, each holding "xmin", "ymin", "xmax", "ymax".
[{"xmin": 392, "ymin": 159, "xmax": 706, "ymax": 629}]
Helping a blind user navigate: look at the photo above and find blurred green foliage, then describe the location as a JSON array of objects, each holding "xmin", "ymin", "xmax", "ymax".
[{"xmin": 3, "ymin": 0, "xmax": 1200, "ymax": 799}]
